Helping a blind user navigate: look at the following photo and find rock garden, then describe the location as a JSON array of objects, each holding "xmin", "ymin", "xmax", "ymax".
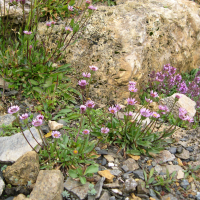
[{"xmin": 0, "ymin": 0, "xmax": 200, "ymax": 200}]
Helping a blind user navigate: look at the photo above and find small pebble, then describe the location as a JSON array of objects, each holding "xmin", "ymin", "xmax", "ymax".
[
  {"xmin": 180, "ymin": 179, "xmax": 189, "ymax": 189},
  {"xmin": 101, "ymin": 158, "xmax": 107, "ymax": 166},
  {"xmin": 169, "ymin": 146, "xmax": 177, "ymax": 154},
  {"xmin": 95, "ymin": 147, "xmax": 101, "ymax": 151},
  {"xmin": 149, "ymin": 189, "xmax": 156, "ymax": 197},
  {"xmin": 97, "ymin": 150, "xmax": 108, "ymax": 155},
  {"xmin": 173, "ymin": 160, "xmax": 178, "ymax": 165},
  {"xmin": 186, "ymin": 147, "xmax": 194, "ymax": 152},
  {"xmin": 177, "ymin": 147, "xmax": 183, "ymax": 153}
]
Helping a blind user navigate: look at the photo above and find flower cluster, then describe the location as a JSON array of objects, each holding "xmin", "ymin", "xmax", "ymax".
[
  {"xmin": 128, "ymin": 81, "xmax": 137, "ymax": 93},
  {"xmin": 32, "ymin": 114, "xmax": 44, "ymax": 127},
  {"xmin": 179, "ymin": 108, "xmax": 194, "ymax": 122},
  {"xmin": 108, "ymin": 104, "xmax": 121, "ymax": 114},
  {"xmin": 46, "ymin": 21, "xmax": 56, "ymax": 27}
]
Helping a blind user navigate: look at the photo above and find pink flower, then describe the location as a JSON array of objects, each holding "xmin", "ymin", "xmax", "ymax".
[
  {"xmin": 8, "ymin": 105, "xmax": 20, "ymax": 114},
  {"xmin": 129, "ymin": 81, "xmax": 136, "ymax": 86},
  {"xmin": 68, "ymin": 5, "xmax": 74, "ymax": 11},
  {"xmin": 20, "ymin": 113, "xmax": 28, "ymax": 120},
  {"xmin": 115, "ymin": 104, "xmax": 121, "ymax": 111},
  {"xmin": 179, "ymin": 107, "xmax": 188, "ymax": 120},
  {"xmin": 127, "ymin": 98, "xmax": 137, "ymax": 106},
  {"xmin": 150, "ymin": 90, "xmax": 159, "ymax": 98},
  {"xmin": 175, "ymin": 94, "xmax": 182, "ymax": 99},
  {"xmin": 86, "ymin": 0, "xmax": 91, "ymax": 3},
  {"xmin": 129, "ymin": 86, "xmax": 138, "ymax": 93},
  {"xmin": 46, "ymin": 22, "xmax": 52, "ymax": 27},
  {"xmin": 29, "ymin": 45, "xmax": 33, "ymax": 49},
  {"xmin": 85, "ymin": 100, "xmax": 95, "ymax": 108},
  {"xmin": 23, "ymin": 31, "xmax": 32, "ymax": 35},
  {"xmin": 32, "ymin": 119, "xmax": 43, "ymax": 127},
  {"xmin": 36, "ymin": 114, "xmax": 44, "ymax": 120},
  {"xmin": 80, "ymin": 105, "xmax": 86, "ymax": 113},
  {"xmin": 101, "ymin": 127, "xmax": 109, "ymax": 134},
  {"xmin": 51, "ymin": 21, "xmax": 56, "ymax": 25},
  {"xmin": 82, "ymin": 72, "xmax": 91, "ymax": 78},
  {"xmin": 140, "ymin": 108, "xmax": 152, "ymax": 118},
  {"xmin": 158, "ymin": 105, "xmax": 165, "ymax": 111},
  {"xmin": 88, "ymin": 5, "xmax": 97, "ymax": 10},
  {"xmin": 89, "ymin": 65, "xmax": 98, "ymax": 71},
  {"xmin": 108, "ymin": 106, "xmax": 117, "ymax": 114},
  {"xmin": 185, "ymin": 116, "xmax": 194, "ymax": 123},
  {"xmin": 65, "ymin": 26, "xmax": 73, "ymax": 32},
  {"xmin": 125, "ymin": 111, "xmax": 134, "ymax": 116},
  {"xmin": 151, "ymin": 112, "xmax": 160, "ymax": 118},
  {"xmin": 83, "ymin": 129, "xmax": 90, "ymax": 134},
  {"xmin": 145, "ymin": 97, "xmax": 152, "ymax": 103},
  {"xmin": 52, "ymin": 131, "xmax": 61, "ymax": 138},
  {"xmin": 78, "ymin": 80, "xmax": 88, "ymax": 89}
]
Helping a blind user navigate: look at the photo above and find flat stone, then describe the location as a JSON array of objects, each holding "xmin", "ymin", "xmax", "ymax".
[
  {"xmin": 154, "ymin": 150, "xmax": 175, "ymax": 164},
  {"xmin": 3, "ymin": 151, "xmax": 39, "ymax": 186},
  {"xmin": 64, "ymin": 177, "xmax": 89, "ymax": 200},
  {"xmin": 110, "ymin": 169, "xmax": 122, "ymax": 176},
  {"xmin": 0, "ymin": 114, "xmax": 16, "ymax": 133},
  {"xmin": 136, "ymin": 179, "xmax": 149, "ymax": 195},
  {"xmin": 13, "ymin": 194, "xmax": 28, "ymax": 200},
  {"xmin": 98, "ymin": 170, "xmax": 115, "ymax": 183},
  {"xmin": 111, "ymin": 189, "xmax": 122, "ymax": 195},
  {"xmin": 104, "ymin": 155, "xmax": 114, "ymax": 162},
  {"xmin": 95, "ymin": 177, "xmax": 105, "ymax": 198},
  {"xmin": 132, "ymin": 170, "xmax": 145, "ymax": 180},
  {"xmin": 176, "ymin": 148, "xmax": 190, "ymax": 160},
  {"xmin": 0, "ymin": 127, "xmax": 42, "ymax": 163},
  {"xmin": 97, "ymin": 150, "xmax": 108, "ymax": 155},
  {"xmin": 123, "ymin": 158, "xmax": 139, "ymax": 171},
  {"xmin": 180, "ymin": 179, "xmax": 189, "ymax": 189},
  {"xmin": 177, "ymin": 170, "xmax": 184, "ymax": 179},
  {"xmin": 99, "ymin": 191, "xmax": 110, "ymax": 200},
  {"xmin": 155, "ymin": 165, "xmax": 163, "ymax": 174},
  {"xmin": 123, "ymin": 178, "xmax": 138, "ymax": 193},
  {"xmin": 162, "ymin": 194, "xmax": 178, "ymax": 200},
  {"xmin": 103, "ymin": 180, "xmax": 121, "ymax": 188},
  {"xmin": 30, "ymin": 170, "xmax": 63, "ymax": 200},
  {"xmin": 0, "ymin": 174, "xmax": 5, "ymax": 196},
  {"xmin": 162, "ymin": 165, "xmax": 184, "ymax": 175},
  {"xmin": 169, "ymin": 147, "xmax": 177, "ymax": 154},
  {"xmin": 48, "ymin": 120, "xmax": 63, "ymax": 130}
]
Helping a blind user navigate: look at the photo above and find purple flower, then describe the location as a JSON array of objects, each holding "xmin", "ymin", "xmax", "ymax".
[
  {"xmin": 51, "ymin": 21, "xmax": 56, "ymax": 25},
  {"xmin": 108, "ymin": 106, "xmax": 117, "ymax": 114},
  {"xmin": 65, "ymin": 26, "xmax": 73, "ymax": 32},
  {"xmin": 52, "ymin": 131, "xmax": 61, "ymax": 138},
  {"xmin": 129, "ymin": 86, "xmax": 138, "ymax": 93},
  {"xmin": 8, "ymin": 105, "xmax": 20, "ymax": 114},
  {"xmin": 101, "ymin": 127, "xmax": 109, "ymax": 134},
  {"xmin": 78, "ymin": 80, "xmax": 88, "ymax": 89},
  {"xmin": 175, "ymin": 74, "xmax": 182, "ymax": 82},
  {"xmin": 169, "ymin": 67, "xmax": 176, "ymax": 75},
  {"xmin": 145, "ymin": 97, "xmax": 152, "ymax": 103},
  {"xmin": 163, "ymin": 64, "xmax": 171, "ymax": 72},
  {"xmin": 115, "ymin": 104, "xmax": 121, "ymax": 111},
  {"xmin": 32, "ymin": 119, "xmax": 43, "ymax": 127},
  {"xmin": 46, "ymin": 22, "xmax": 52, "ymax": 27},
  {"xmin": 158, "ymin": 105, "xmax": 165, "ymax": 111},
  {"xmin": 88, "ymin": 5, "xmax": 97, "ymax": 10},
  {"xmin": 82, "ymin": 72, "xmax": 91, "ymax": 78},
  {"xmin": 23, "ymin": 31, "xmax": 32, "ymax": 35},
  {"xmin": 86, "ymin": 0, "xmax": 91, "ymax": 3},
  {"xmin": 151, "ymin": 112, "xmax": 160, "ymax": 118},
  {"xmin": 140, "ymin": 108, "xmax": 152, "ymax": 118},
  {"xmin": 175, "ymin": 94, "xmax": 182, "ymax": 99},
  {"xmin": 68, "ymin": 5, "xmax": 74, "ymax": 11},
  {"xmin": 80, "ymin": 105, "xmax": 86, "ymax": 114},
  {"xmin": 89, "ymin": 65, "xmax": 98, "ymax": 71},
  {"xmin": 125, "ymin": 111, "xmax": 134, "ymax": 116},
  {"xmin": 178, "ymin": 81, "xmax": 188, "ymax": 94},
  {"xmin": 85, "ymin": 100, "xmax": 95, "ymax": 108},
  {"xmin": 150, "ymin": 90, "xmax": 159, "ymax": 98},
  {"xmin": 185, "ymin": 116, "xmax": 194, "ymax": 123},
  {"xmin": 20, "ymin": 113, "xmax": 28, "ymax": 120},
  {"xmin": 127, "ymin": 98, "xmax": 137, "ymax": 105},
  {"xmin": 129, "ymin": 81, "xmax": 136, "ymax": 86},
  {"xmin": 83, "ymin": 129, "xmax": 90, "ymax": 134},
  {"xmin": 179, "ymin": 107, "xmax": 188, "ymax": 120}
]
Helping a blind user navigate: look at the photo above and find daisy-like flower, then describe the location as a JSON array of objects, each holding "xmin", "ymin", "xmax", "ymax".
[
  {"xmin": 150, "ymin": 90, "xmax": 159, "ymax": 98},
  {"xmin": 140, "ymin": 108, "xmax": 152, "ymax": 118},
  {"xmin": 129, "ymin": 81, "xmax": 136, "ymax": 86},
  {"xmin": 23, "ymin": 31, "xmax": 32, "ymax": 35},
  {"xmin": 20, "ymin": 113, "xmax": 28, "ymax": 120},
  {"xmin": 175, "ymin": 94, "xmax": 182, "ymax": 99},
  {"xmin": 185, "ymin": 116, "xmax": 194, "ymax": 123},
  {"xmin": 73, "ymin": 149, "xmax": 78, "ymax": 154},
  {"xmin": 82, "ymin": 72, "xmax": 91, "ymax": 78},
  {"xmin": 65, "ymin": 26, "xmax": 73, "ymax": 32},
  {"xmin": 145, "ymin": 97, "xmax": 152, "ymax": 103},
  {"xmin": 89, "ymin": 65, "xmax": 98, "ymax": 71},
  {"xmin": 115, "ymin": 104, "xmax": 121, "ymax": 111},
  {"xmin": 125, "ymin": 111, "xmax": 134, "ymax": 116},
  {"xmin": 109, "ymin": 106, "xmax": 117, "ymax": 114},
  {"xmin": 151, "ymin": 112, "xmax": 160, "ymax": 118},
  {"xmin": 80, "ymin": 105, "xmax": 87, "ymax": 114},
  {"xmin": 78, "ymin": 80, "xmax": 88, "ymax": 89},
  {"xmin": 68, "ymin": 5, "xmax": 74, "ymax": 11},
  {"xmin": 88, "ymin": 5, "xmax": 97, "ymax": 10},
  {"xmin": 36, "ymin": 114, "xmax": 44, "ymax": 120},
  {"xmin": 129, "ymin": 86, "xmax": 138, "ymax": 93},
  {"xmin": 32, "ymin": 119, "xmax": 43, "ymax": 127},
  {"xmin": 85, "ymin": 100, "xmax": 95, "ymax": 108},
  {"xmin": 101, "ymin": 127, "xmax": 110, "ymax": 134},
  {"xmin": 46, "ymin": 22, "xmax": 52, "ymax": 27},
  {"xmin": 52, "ymin": 131, "xmax": 61, "ymax": 138},
  {"xmin": 83, "ymin": 129, "xmax": 90, "ymax": 134},
  {"xmin": 8, "ymin": 105, "xmax": 20, "ymax": 114},
  {"xmin": 127, "ymin": 98, "xmax": 137, "ymax": 106}
]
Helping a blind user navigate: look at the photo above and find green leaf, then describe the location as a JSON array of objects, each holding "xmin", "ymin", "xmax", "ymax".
[
  {"xmin": 148, "ymin": 177, "xmax": 155, "ymax": 184},
  {"xmin": 54, "ymin": 64, "xmax": 71, "ymax": 73},
  {"xmin": 29, "ymin": 79, "xmax": 39, "ymax": 85},
  {"xmin": 32, "ymin": 87, "xmax": 43, "ymax": 93},
  {"xmin": 43, "ymin": 77, "xmax": 53, "ymax": 88},
  {"xmin": 149, "ymin": 168, "xmax": 154, "ymax": 179},
  {"xmin": 77, "ymin": 168, "xmax": 83, "ymax": 176},
  {"xmin": 68, "ymin": 169, "xmax": 78, "ymax": 179},
  {"xmin": 80, "ymin": 176, "xmax": 86, "ymax": 185},
  {"xmin": 84, "ymin": 164, "xmax": 99, "ymax": 175}
]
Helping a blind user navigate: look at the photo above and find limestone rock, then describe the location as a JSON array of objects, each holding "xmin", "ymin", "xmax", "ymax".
[
  {"xmin": 30, "ymin": 170, "xmax": 64, "ymax": 200},
  {"xmin": 99, "ymin": 191, "xmax": 110, "ymax": 200},
  {"xmin": 122, "ymin": 158, "xmax": 139, "ymax": 171},
  {"xmin": 64, "ymin": 177, "xmax": 90, "ymax": 200},
  {"xmin": 176, "ymin": 148, "xmax": 190, "ymax": 160},
  {"xmin": 0, "ymin": 173, "xmax": 5, "ymax": 196},
  {"xmin": 154, "ymin": 150, "xmax": 175, "ymax": 164},
  {"xmin": 160, "ymin": 93, "xmax": 196, "ymax": 119},
  {"xmin": 3, "ymin": 151, "xmax": 40, "ymax": 186},
  {"xmin": 162, "ymin": 165, "xmax": 184, "ymax": 175},
  {"xmin": 104, "ymin": 155, "xmax": 114, "ymax": 162},
  {"xmin": 13, "ymin": 194, "xmax": 29, "ymax": 200},
  {"xmin": 123, "ymin": 178, "xmax": 138, "ymax": 193},
  {"xmin": 48, "ymin": 120, "xmax": 63, "ymax": 130},
  {"xmin": 98, "ymin": 170, "xmax": 115, "ymax": 183},
  {"xmin": 0, "ymin": 127, "xmax": 42, "ymax": 163},
  {"xmin": 177, "ymin": 170, "xmax": 184, "ymax": 179},
  {"xmin": 0, "ymin": 114, "xmax": 15, "ymax": 129}
]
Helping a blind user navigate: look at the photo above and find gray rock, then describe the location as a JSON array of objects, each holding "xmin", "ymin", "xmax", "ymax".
[
  {"xmin": 103, "ymin": 180, "xmax": 121, "ymax": 189},
  {"xmin": 123, "ymin": 178, "xmax": 138, "ymax": 193},
  {"xmin": 177, "ymin": 146, "xmax": 183, "ymax": 154},
  {"xmin": 0, "ymin": 174, "xmax": 5, "ymax": 196},
  {"xmin": 186, "ymin": 147, "xmax": 194, "ymax": 152},
  {"xmin": 4, "ymin": 90, "xmax": 18, "ymax": 96},
  {"xmin": 136, "ymin": 180, "xmax": 149, "ymax": 195},
  {"xmin": 180, "ymin": 179, "xmax": 189, "ymax": 189},
  {"xmin": 64, "ymin": 177, "xmax": 90, "ymax": 200},
  {"xmin": 5, "ymin": 197, "xmax": 14, "ymax": 200},
  {"xmin": 149, "ymin": 189, "xmax": 156, "ymax": 197},
  {"xmin": 122, "ymin": 158, "xmax": 139, "ymax": 171},
  {"xmin": 0, "ymin": 127, "xmax": 42, "ymax": 163},
  {"xmin": 155, "ymin": 150, "xmax": 175, "ymax": 164},
  {"xmin": 57, "ymin": 119, "xmax": 67, "ymax": 126},
  {"xmin": 110, "ymin": 169, "xmax": 122, "ymax": 176},
  {"xmin": 40, "ymin": 125, "xmax": 50, "ymax": 134},
  {"xmin": 154, "ymin": 185, "xmax": 162, "ymax": 192},
  {"xmin": 176, "ymin": 148, "xmax": 190, "ymax": 160},
  {"xmin": 95, "ymin": 177, "xmax": 105, "ymax": 198},
  {"xmin": 101, "ymin": 158, "xmax": 107, "ymax": 166},
  {"xmin": 122, "ymin": 173, "xmax": 130, "ymax": 179},
  {"xmin": 99, "ymin": 191, "xmax": 110, "ymax": 200},
  {"xmin": 97, "ymin": 150, "xmax": 108, "ymax": 155},
  {"xmin": 137, "ymin": 194, "xmax": 149, "ymax": 200},
  {"xmin": 133, "ymin": 170, "xmax": 144, "ymax": 180},
  {"xmin": 0, "ymin": 114, "xmax": 16, "ymax": 133},
  {"xmin": 95, "ymin": 147, "xmax": 101, "ymax": 151},
  {"xmin": 162, "ymin": 193, "xmax": 178, "ymax": 200},
  {"xmin": 109, "ymin": 196, "xmax": 116, "ymax": 200},
  {"xmin": 169, "ymin": 147, "xmax": 177, "ymax": 154},
  {"xmin": 121, "ymin": 165, "xmax": 129, "ymax": 172},
  {"xmin": 196, "ymin": 192, "xmax": 200, "ymax": 200}
]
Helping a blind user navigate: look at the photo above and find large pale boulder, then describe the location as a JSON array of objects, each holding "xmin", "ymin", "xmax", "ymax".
[{"xmin": 61, "ymin": 0, "xmax": 200, "ymax": 103}]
